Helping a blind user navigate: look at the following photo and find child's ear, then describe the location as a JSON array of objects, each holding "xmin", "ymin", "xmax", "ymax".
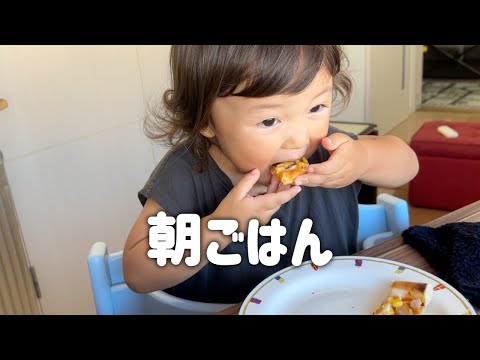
[{"xmin": 200, "ymin": 125, "xmax": 215, "ymax": 138}]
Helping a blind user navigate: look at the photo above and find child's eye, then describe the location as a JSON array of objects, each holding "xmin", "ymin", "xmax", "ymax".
[
  {"xmin": 310, "ymin": 104, "xmax": 325, "ymax": 113},
  {"xmin": 259, "ymin": 118, "xmax": 279, "ymax": 128}
]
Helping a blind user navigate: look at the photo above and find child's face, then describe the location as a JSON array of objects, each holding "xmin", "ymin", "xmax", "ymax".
[{"xmin": 207, "ymin": 67, "xmax": 333, "ymax": 185}]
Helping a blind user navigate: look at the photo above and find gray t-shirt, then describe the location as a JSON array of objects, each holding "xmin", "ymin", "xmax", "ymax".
[{"xmin": 139, "ymin": 126, "xmax": 362, "ymax": 303}]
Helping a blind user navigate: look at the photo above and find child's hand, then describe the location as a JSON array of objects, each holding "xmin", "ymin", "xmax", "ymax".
[
  {"xmin": 211, "ymin": 169, "xmax": 301, "ymax": 233},
  {"xmin": 294, "ymin": 133, "xmax": 368, "ymax": 188}
]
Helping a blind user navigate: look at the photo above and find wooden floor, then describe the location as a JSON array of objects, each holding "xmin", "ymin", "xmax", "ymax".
[{"xmin": 378, "ymin": 109, "xmax": 480, "ymax": 225}]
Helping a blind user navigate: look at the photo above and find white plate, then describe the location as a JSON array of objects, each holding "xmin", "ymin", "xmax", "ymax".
[{"xmin": 240, "ymin": 256, "xmax": 476, "ymax": 315}]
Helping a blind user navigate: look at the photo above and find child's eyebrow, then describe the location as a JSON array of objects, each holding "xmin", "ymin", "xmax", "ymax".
[
  {"xmin": 248, "ymin": 87, "xmax": 333, "ymax": 112},
  {"xmin": 310, "ymin": 87, "xmax": 333, "ymax": 100}
]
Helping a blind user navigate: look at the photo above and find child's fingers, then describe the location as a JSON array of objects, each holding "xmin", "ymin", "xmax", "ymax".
[
  {"xmin": 230, "ymin": 169, "xmax": 261, "ymax": 199},
  {"xmin": 295, "ymin": 160, "xmax": 348, "ymax": 186},
  {"xmin": 261, "ymin": 185, "xmax": 301, "ymax": 210},
  {"xmin": 321, "ymin": 133, "xmax": 351, "ymax": 152},
  {"xmin": 266, "ymin": 175, "xmax": 280, "ymax": 194},
  {"xmin": 276, "ymin": 183, "xmax": 292, "ymax": 192},
  {"xmin": 321, "ymin": 136, "xmax": 335, "ymax": 152},
  {"xmin": 294, "ymin": 156, "xmax": 347, "ymax": 185},
  {"xmin": 296, "ymin": 173, "xmax": 350, "ymax": 188},
  {"xmin": 310, "ymin": 156, "xmax": 343, "ymax": 175}
]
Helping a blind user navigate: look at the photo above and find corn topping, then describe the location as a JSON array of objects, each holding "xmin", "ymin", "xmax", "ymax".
[{"xmin": 391, "ymin": 296, "xmax": 403, "ymax": 308}]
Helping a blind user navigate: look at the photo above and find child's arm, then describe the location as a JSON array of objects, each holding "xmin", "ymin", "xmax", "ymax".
[
  {"xmin": 354, "ymin": 134, "xmax": 419, "ymax": 187},
  {"xmin": 123, "ymin": 169, "xmax": 301, "ymax": 293},
  {"xmin": 293, "ymin": 133, "xmax": 419, "ymax": 189},
  {"xmin": 123, "ymin": 198, "xmax": 231, "ymax": 293}
]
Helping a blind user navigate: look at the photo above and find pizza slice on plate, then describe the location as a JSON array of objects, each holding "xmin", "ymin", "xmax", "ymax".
[
  {"xmin": 270, "ymin": 157, "xmax": 309, "ymax": 185},
  {"xmin": 374, "ymin": 281, "xmax": 433, "ymax": 315}
]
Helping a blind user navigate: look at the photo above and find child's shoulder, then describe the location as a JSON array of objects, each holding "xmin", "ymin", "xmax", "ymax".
[
  {"xmin": 155, "ymin": 143, "xmax": 198, "ymax": 175},
  {"xmin": 143, "ymin": 144, "xmax": 199, "ymax": 192},
  {"xmin": 139, "ymin": 144, "xmax": 200, "ymax": 211}
]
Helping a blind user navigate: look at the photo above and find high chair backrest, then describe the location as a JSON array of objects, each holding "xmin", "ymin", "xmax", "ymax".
[
  {"xmin": 357, "ymin": 193, "xmax": 409, "ymax": 251},
  {"xmin": 87, "ymin": 242, "xmax": 233, "ymax": 315}
]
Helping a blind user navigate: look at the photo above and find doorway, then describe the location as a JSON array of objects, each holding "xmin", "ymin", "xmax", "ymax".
[{"xmin": 421, "ymin": 45, "xmax": 480, "ymax": 110}]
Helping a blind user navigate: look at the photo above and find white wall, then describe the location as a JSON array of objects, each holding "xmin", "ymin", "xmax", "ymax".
[
  {"xmin": 333, "ymin": 45, "xmax": 422, "ymax": 130},
  {"xmin": 0, "ymin": 45, "xmax": 171, "ymax": 314},
  {"xmin": 332, "ymin": 45, "xmax": 367, "ymax": 123}
]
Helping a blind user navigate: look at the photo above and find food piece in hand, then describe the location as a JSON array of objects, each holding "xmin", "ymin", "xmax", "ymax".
[
  {"xmin": 270, "ymin": 157, "xmax": 309, "ymax": 185},
  {"xmin": 374, "ymin": 281, "xmax": 433, "ymax": 315}
]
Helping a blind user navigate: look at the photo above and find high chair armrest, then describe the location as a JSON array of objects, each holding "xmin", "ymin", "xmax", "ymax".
[
  {"xmin": 362, "ymin": 231, "xmax": 395, "ymax": 250},
  {"xmin": 376, "ymin": 193, "xmax": 409, "ymax": 235}
]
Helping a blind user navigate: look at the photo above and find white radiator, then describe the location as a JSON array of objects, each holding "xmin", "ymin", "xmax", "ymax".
[{"xmin": 0, "ymin": 151, "xmax": 41, "ymax": 314}]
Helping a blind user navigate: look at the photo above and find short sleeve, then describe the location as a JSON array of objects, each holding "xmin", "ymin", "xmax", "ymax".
[{"xmin": 138, "ymin": 147, "xmax": 198, "ymax": 217}]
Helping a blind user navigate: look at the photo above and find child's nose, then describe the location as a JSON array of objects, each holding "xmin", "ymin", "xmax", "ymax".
[{"xmin": 283, "ymin": 126, "xmax": 309, "ymax": 149}]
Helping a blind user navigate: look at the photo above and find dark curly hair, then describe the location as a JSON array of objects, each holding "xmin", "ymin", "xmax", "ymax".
[{"xmin": 145, "ymin": 45, "xmax": 352, "ymax": 171}]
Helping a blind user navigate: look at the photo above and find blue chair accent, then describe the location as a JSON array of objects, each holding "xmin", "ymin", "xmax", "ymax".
[
  {"xmin": 87, "ymin": 242, "xmax": 233, "ymax": 315},
  {"xmin": 88, "ymin": 193, "xmax": 409, "ymax": 314},
  {"xmin": 358, "ymin": 193, "xmax": 409, "ymax": 251}
]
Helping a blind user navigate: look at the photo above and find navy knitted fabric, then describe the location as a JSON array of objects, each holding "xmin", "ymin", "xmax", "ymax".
[{"xmin": 402, "ymin": 222, "xmax": 480, "ymax": 307}]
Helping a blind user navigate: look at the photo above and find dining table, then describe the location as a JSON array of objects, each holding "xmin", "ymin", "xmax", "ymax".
[{"xmin": 217, "ymin": 199, "xmax": 480, "ymax": 315}]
